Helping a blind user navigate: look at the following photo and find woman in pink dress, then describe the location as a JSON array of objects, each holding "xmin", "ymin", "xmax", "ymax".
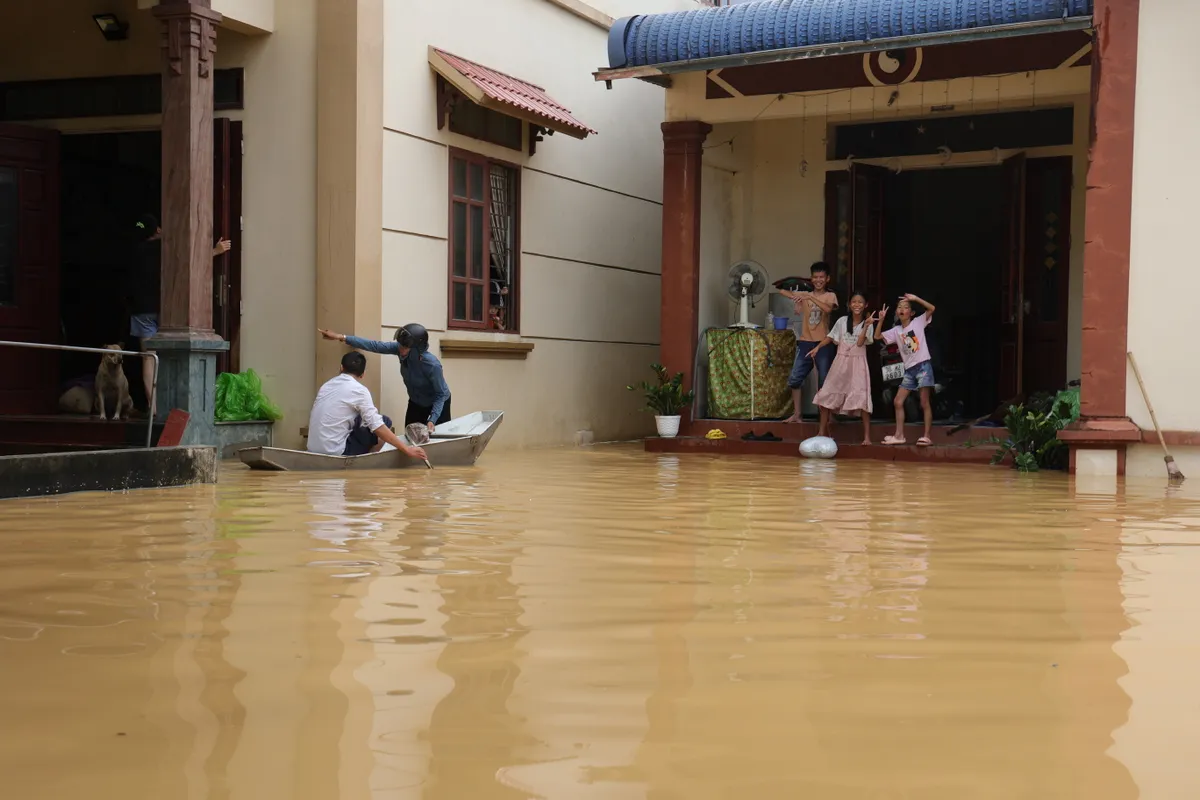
[{"xmin": 807, "ymin": 292, "xmax": 878, "ymax": 444}]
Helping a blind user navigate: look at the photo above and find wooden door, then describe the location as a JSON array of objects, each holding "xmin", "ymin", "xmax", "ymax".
[
  {"xmin": 1022, "ymin": 157, "xmax": 1072, "ymax": 394},
  {"xmin": 999, "ymin": 153, "xmax": 1027, "ymax": 400},
  {"xmin": 847, "ymin": 163, "xmax": 888, "ymax": 409},
  {"xmin": 850, "ymin": 162, "xmax": 888, "ymax": 309},
  {"xmin": 212, "ymin": 118, "xmax": 243, "ymax": 375},
  {"xmin": 0, "ymin": 124, "xmax": 60, "ymax": 414},
  {"xmin": 824, "ymin": 170, "xmax": 851, "ymax": 294}
]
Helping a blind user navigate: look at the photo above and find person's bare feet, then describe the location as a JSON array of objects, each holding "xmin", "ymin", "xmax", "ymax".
[
  {"xmin": 784, "ymin": 415, "xmax": 801, "ymax": 424},
  {"xmin": 861, "ymin": 439, "xmax": 872, "ymax": 446}
]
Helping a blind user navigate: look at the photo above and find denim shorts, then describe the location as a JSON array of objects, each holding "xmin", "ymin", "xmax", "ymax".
[
  {"xmin": 130, "ymin": 313, "xmax": 158, "ymax": 340},
  {"xmin": 901, "ymin": 361, "xmax": 935, "ymax": 391}
]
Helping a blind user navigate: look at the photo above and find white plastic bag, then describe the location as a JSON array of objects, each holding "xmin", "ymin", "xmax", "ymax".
[{"xmin": 799, "ymin": 436, "xmax": 838, "ymax": 459}]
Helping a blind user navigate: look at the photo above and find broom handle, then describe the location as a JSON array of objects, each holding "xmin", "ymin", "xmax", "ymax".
[{"xmin": 1127, "ymin": 352, "xmax": 1170, "ymax": 456}]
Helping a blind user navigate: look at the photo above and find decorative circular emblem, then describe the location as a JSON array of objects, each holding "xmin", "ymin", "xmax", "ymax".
[{"xmin": 863, "ymin": 48, "xmax": 923, "ymax": 86}]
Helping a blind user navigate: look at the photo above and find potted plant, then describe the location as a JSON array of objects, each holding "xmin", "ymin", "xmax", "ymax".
[{"xmin": 627, "ymin": 364, "xmax": 695, "ymax": 438}]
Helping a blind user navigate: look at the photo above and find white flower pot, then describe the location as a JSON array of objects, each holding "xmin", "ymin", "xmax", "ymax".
[{"xmin": 655, "ymin": 415, "xmax": 681, "ymax": 438}]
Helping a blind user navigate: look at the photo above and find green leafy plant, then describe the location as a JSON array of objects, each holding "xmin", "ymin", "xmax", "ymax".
[
  {"xmin": 991, "ymin": 390, "xmax": 1079, "ymax": 472},
  {"xmin": 627, "ymin": 364, "xmax": 695, "ymax": 417}
]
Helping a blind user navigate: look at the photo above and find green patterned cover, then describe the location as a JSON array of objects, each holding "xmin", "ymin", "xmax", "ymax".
[{"xmin": 706, "ymin": 328, "xmax": 796, "ymax": 420}]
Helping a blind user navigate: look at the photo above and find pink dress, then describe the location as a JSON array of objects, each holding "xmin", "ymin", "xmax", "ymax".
[{"xmin": 814, "ymin": 317, "xmax": 873, "ymax": 414}]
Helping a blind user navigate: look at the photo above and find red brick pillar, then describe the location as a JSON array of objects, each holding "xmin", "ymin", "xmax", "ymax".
[
  {"xmin": 660, "ymin": 120, "xmax": 711, "ymax": 423},
  {"xmin": 1064, "ymin": 0, "xmax": 1142, "ymax": 471}
]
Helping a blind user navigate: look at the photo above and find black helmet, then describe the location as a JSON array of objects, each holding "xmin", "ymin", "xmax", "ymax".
[{"xmin": 394, "ymin": 323, "xmax": 429, "ymax": 352}]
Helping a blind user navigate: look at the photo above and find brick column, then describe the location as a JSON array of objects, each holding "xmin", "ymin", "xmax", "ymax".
[
  {"xmin": 1062, "ymin": 0, "xmax": 1143, "ymax": 473},
  {"xmin": 660, "ymin": 120, "xmax": 711, "ymax": 421},
  {"xmin": 149, "ymin": 0, "xmax": 229, "ymax": 440}
]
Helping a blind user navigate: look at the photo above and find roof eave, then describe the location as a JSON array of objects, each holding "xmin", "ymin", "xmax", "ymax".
[
  {"xmin": 477, "ymin": 98, "xmax": 595, "ymax": 139},
  {"xmin": 594, "ymin": 16, "xmax": 1093, "ymax": 83}
]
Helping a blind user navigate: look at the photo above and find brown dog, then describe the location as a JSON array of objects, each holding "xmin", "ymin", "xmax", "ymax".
[{"xmin": 95, "ymin": 344, "xmax": 134, "ymax": 421}]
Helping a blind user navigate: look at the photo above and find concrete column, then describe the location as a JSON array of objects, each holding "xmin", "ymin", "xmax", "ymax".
[
  {"xmin": 315, "ymin": 0, "xmax": 384, "ymax": 399},
  {"xmin": 150, "ymin": 0, "xmax": 229, "ymax": 442},
  {"xmin": 660, "ymin": 120, "xmax": 711, "ymax": 424},
  {"xmin": 1063, "ymin": 0, "xmax": 1142, "ymax": 474}
]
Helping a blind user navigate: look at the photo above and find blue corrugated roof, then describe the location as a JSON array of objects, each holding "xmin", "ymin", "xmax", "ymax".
[{"xmin": 607, "ymin": 0, "xmax": 1094, "ymax": 70}]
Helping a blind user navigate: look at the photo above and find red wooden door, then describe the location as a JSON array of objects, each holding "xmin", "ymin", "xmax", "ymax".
[
  {"xmin": 212, "ymin": 118, "xmax": 243, "ymax": 375},
  {"xmin": 850, "ymin": 162, "xmax": 888, "ymax": 310},
  {"xmin": 999, "ymin": 153, "xmax": 1027, "ymax": 400},
  {"xmin": 0, "ymin": 124, "xmax": 60, "ymax": 414},
  {"xmin": 848, "ymin": 163, "xmax": 888, "ymax": 410},
  {"xmin": 1022, "ymin": 157, "xmax": 1072, "ymax": 394}
]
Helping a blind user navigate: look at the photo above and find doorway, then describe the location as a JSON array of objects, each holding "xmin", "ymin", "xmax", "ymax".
[
  {"xmin": 882, "ymin": 165, "xmax": 1006, "ymax": 418},
  {"xmin": 825, "ymin": 155, "xmax": 1073, "ymax": 422},
  {"xmin": 0, "ymin": 120, "xmax": 242, "ymax": 415}
]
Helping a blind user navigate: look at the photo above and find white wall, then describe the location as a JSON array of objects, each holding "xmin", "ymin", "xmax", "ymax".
[
  {"xmin": 1127, "ymin": 0, "xmax": 1200, "ymax": 444},
  {"xmin": 378, "ymin": 0, "xmax": 690, "ymax": 448}
]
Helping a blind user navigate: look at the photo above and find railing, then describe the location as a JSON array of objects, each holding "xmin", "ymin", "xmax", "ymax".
[{"xmin": 0, "ymin": 340, "xmax": 159, "ymax": 448}]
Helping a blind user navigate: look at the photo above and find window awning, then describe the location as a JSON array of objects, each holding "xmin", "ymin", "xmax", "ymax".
[
  {"xmin": 429, "ymin": 48, "xmax": 595, "ymax": 140},
  {"xmin": 596, "ymin": 0, "xmax": 1093, "ymax": 82}
]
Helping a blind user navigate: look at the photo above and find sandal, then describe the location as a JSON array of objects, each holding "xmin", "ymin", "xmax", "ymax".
[
  {"xmin": 741, "ymin": 431, "xmax": 760, "ymax": 441},
  {"xmin": 916, "ymin": 437, "xmax": 933, "ymax": 447},
  {"xmin": 882, "ymin": 435, "xmax": 906, "ymax": 446},
  {"xmin": 759, "ymin": 432, "xmax": 782, "ymax": 442}
]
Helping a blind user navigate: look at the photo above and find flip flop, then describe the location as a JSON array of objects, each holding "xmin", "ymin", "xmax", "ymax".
[
  {"xmin": 741, "ymin": 431, "xmax": 760, "ymax": 441},
  {"xmin": 916, "ymin": 437, "xmax": 933, "ymax": 447},
  {"xmin": 882, "ymin": 435, "xmax": 906, "ymax": 446},
  {"xmin": 759, "ymin": 432, "xmax": 782, "ymax": 442}
]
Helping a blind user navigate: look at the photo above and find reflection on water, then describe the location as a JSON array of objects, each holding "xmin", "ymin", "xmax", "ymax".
[{"xmin": 1, "ymin": 446, "xmax": 1199, "ymax": 798}]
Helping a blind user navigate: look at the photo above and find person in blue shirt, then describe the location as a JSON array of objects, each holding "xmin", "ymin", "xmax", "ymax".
[{"xmin": 318, "ymin": 323, "xmax": 451, "ymax": 432}]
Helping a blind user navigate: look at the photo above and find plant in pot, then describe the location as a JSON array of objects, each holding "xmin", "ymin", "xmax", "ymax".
[{"xmin": 627, "ymin": 364, "xmax": 695, "ymax": 438}]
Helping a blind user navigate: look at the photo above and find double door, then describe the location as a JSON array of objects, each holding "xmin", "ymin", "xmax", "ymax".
[{"xmin": 0, "ymin": 120, "xmax": 242, "ymax": 413}]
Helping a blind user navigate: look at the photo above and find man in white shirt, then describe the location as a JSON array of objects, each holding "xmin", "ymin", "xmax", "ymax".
[{"xmin": 307, "ymin": 352, "xmax": 428, "ymax": 460}]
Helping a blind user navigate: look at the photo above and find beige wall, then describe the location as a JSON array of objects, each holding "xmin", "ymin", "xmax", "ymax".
[
  {"xmin": 375, "ymin": 0, "xmax": 688, "ymax": 448},
  {"xmin": 1125, "ymin": 0, "xmax": 1200, "ymax": 475},
  {"xmin": 688, "ymin": 73, "xmax": 1091, "ymax": 392},
  {"xmin": 220, "ymin": 0, "xmax": 318, "ymax": 450},
  {"xmin": 2, "ymin": 0, "xmax": 318, "ymax": 449},
  {"xmin": 136, "ymin": 0, "xmax": 275, "ymax": 34}
]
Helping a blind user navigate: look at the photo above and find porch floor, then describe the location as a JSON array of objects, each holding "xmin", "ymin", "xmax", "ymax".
[
  {"xmin": 647, "ymin": 418, "xmax": 1008, "ymax": 466},
  {"xmin": 0, "ymin": 414, "xmax": 164, "ymax": 456}
]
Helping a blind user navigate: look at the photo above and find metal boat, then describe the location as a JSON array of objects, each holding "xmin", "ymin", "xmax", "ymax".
[{"xmin": 237, "ymin": 411, "xmax": 503, "ymax": 471}]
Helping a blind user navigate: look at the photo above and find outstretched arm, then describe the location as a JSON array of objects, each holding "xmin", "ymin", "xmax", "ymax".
[
  {"xmin": 318, "ymin": 329, "xmax": 401, "ymax": 355},
  {"xmin": 352, "ymin": 385, "xmax": 426, "ymax": 459}
]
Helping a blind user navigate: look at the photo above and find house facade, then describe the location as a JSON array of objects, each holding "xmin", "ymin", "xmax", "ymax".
[
  {"xmin": 598, "ymin": 0, "xmax": 1185, "ymax": 478},
  {"xmin": 0, "ymin": 0, "xmax": 692, "ymax": 451}
]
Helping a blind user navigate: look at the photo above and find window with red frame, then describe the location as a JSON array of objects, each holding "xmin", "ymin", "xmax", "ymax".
[{"xmin": 448, "ymin": 151, "xmax": 519, "ymax": 331}]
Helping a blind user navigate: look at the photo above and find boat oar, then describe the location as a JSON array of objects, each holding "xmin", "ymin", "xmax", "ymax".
[
  {"xmin": 1128, "ymin": 351, "xmax": 1184, "ymax": 484},
  {"xmin": 405, "ymin": 423, "xmax": 434, "ymax": 470}
]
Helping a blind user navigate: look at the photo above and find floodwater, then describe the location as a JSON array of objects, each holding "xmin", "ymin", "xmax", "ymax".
[{"xmin": 2, "ymin": 447, "xmax": 1199, "ymax": 799}]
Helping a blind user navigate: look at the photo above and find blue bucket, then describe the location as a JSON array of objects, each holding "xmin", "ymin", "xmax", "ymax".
[{"xmin": 773, "ymin": 316, "xmax": 789, "ymax": 331}]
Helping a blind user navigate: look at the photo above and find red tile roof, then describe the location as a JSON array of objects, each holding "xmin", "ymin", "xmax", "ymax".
[{"xmin": 432, "ymin": 48, "xmax": 595, "ymax": 139}]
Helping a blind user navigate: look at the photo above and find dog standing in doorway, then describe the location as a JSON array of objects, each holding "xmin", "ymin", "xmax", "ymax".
[{"xmin": 95, "ymin": 344, "xmax": 134, "ymax": 421}]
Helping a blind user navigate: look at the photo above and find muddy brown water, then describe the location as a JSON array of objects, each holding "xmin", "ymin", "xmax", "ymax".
[{"xmin": 2, "ymin": 446, "xmax": 1199, "ymax": 799}]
